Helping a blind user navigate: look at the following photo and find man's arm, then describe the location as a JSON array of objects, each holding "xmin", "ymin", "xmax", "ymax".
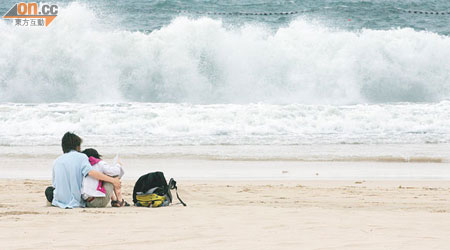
[{"xmin": 88, "ymin": 170, "xmax": 121, "ymax": 189}]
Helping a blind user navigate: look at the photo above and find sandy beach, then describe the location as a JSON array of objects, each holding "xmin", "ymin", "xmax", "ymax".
[
  {"xmin": 1, "ymin": 145, "xmax": 450, "ymax": 249},
  {"xmin": 1, "ymin": 178, "xmax": 450, "ymax": 250}
]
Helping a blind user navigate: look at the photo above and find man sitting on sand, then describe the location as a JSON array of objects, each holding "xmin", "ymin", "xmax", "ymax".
[{"xmin": 45, "ymin": 132, "xmax": 121, "ymax": 208}]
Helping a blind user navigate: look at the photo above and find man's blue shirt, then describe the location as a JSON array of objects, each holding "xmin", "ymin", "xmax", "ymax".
[{"xmin": 52, "ymin": 150, "xmax": 93, "ymax": 208}]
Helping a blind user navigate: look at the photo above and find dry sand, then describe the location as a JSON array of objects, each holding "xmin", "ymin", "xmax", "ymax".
[{"xmin": 1, "ymin": 179, "xmax": 450, "ymax": 249}]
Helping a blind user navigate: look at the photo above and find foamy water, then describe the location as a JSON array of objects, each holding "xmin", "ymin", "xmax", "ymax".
[
  {"xmin": 1, "ymin": 3, "xmax": 450, "ymax": 104},
  {"xmin": 1, "ymin": 102, "xmax": 449, "ymax": 146},
  {"xmin": 1, "ymin": 3, "xmax": 450, "ymax": 162}
]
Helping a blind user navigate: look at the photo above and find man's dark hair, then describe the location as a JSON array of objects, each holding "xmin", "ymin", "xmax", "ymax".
[
  {"xmin": 61, "ymin": 132, "xmax": 82, "ymax": 153},
  {"xmin": 81, "ymin": 148, "xmax": 102, "ymax": 159}
]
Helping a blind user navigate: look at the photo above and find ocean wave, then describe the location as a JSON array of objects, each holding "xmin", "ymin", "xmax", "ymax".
[{"xmin": 1, "ymin": 3, "xmax": 450, "ymax": 104}]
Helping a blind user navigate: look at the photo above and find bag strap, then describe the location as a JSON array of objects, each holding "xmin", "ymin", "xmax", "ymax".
[
  {"xmin": 169, "ymin": 178, "xmax": 187, "ymax": 207},
  {"xmin": 174, "ymin": 186, "xmax": 187, "ymax": 207}
]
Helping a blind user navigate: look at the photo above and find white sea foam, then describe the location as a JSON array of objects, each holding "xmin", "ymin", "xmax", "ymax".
[
  {"xmin": 1, "ymin": 3, "xmax": 450, "ymax": 104},
  {"xmin": 0, "ymin": 102, "xmax": 449, "ymax": 146}
]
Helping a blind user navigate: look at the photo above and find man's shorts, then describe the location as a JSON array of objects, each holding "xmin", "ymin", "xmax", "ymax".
[{"xmin": 85, "ymin": 182, "xmax": 114, "ymax": 208}]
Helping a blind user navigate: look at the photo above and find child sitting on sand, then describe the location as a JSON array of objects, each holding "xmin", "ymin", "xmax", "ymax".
[{"xmin": 81, "ymin": 148, "xmax": 130, "ymax": 207}]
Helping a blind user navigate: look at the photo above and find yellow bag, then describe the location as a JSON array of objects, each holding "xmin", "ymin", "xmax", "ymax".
[{"xmin": 136, "ymin": 193, "xmax": 166, "ymax": 207}]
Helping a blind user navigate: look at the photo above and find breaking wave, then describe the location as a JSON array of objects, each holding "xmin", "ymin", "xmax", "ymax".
[{"xmin": 1, "ymin": 3, "xmax": 450, "ymax": 104}]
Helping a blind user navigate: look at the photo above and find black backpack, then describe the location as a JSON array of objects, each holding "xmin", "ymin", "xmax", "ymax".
[{"xmin": 132, "ymin": 171, "xmax": 186, "ymax": 207}]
